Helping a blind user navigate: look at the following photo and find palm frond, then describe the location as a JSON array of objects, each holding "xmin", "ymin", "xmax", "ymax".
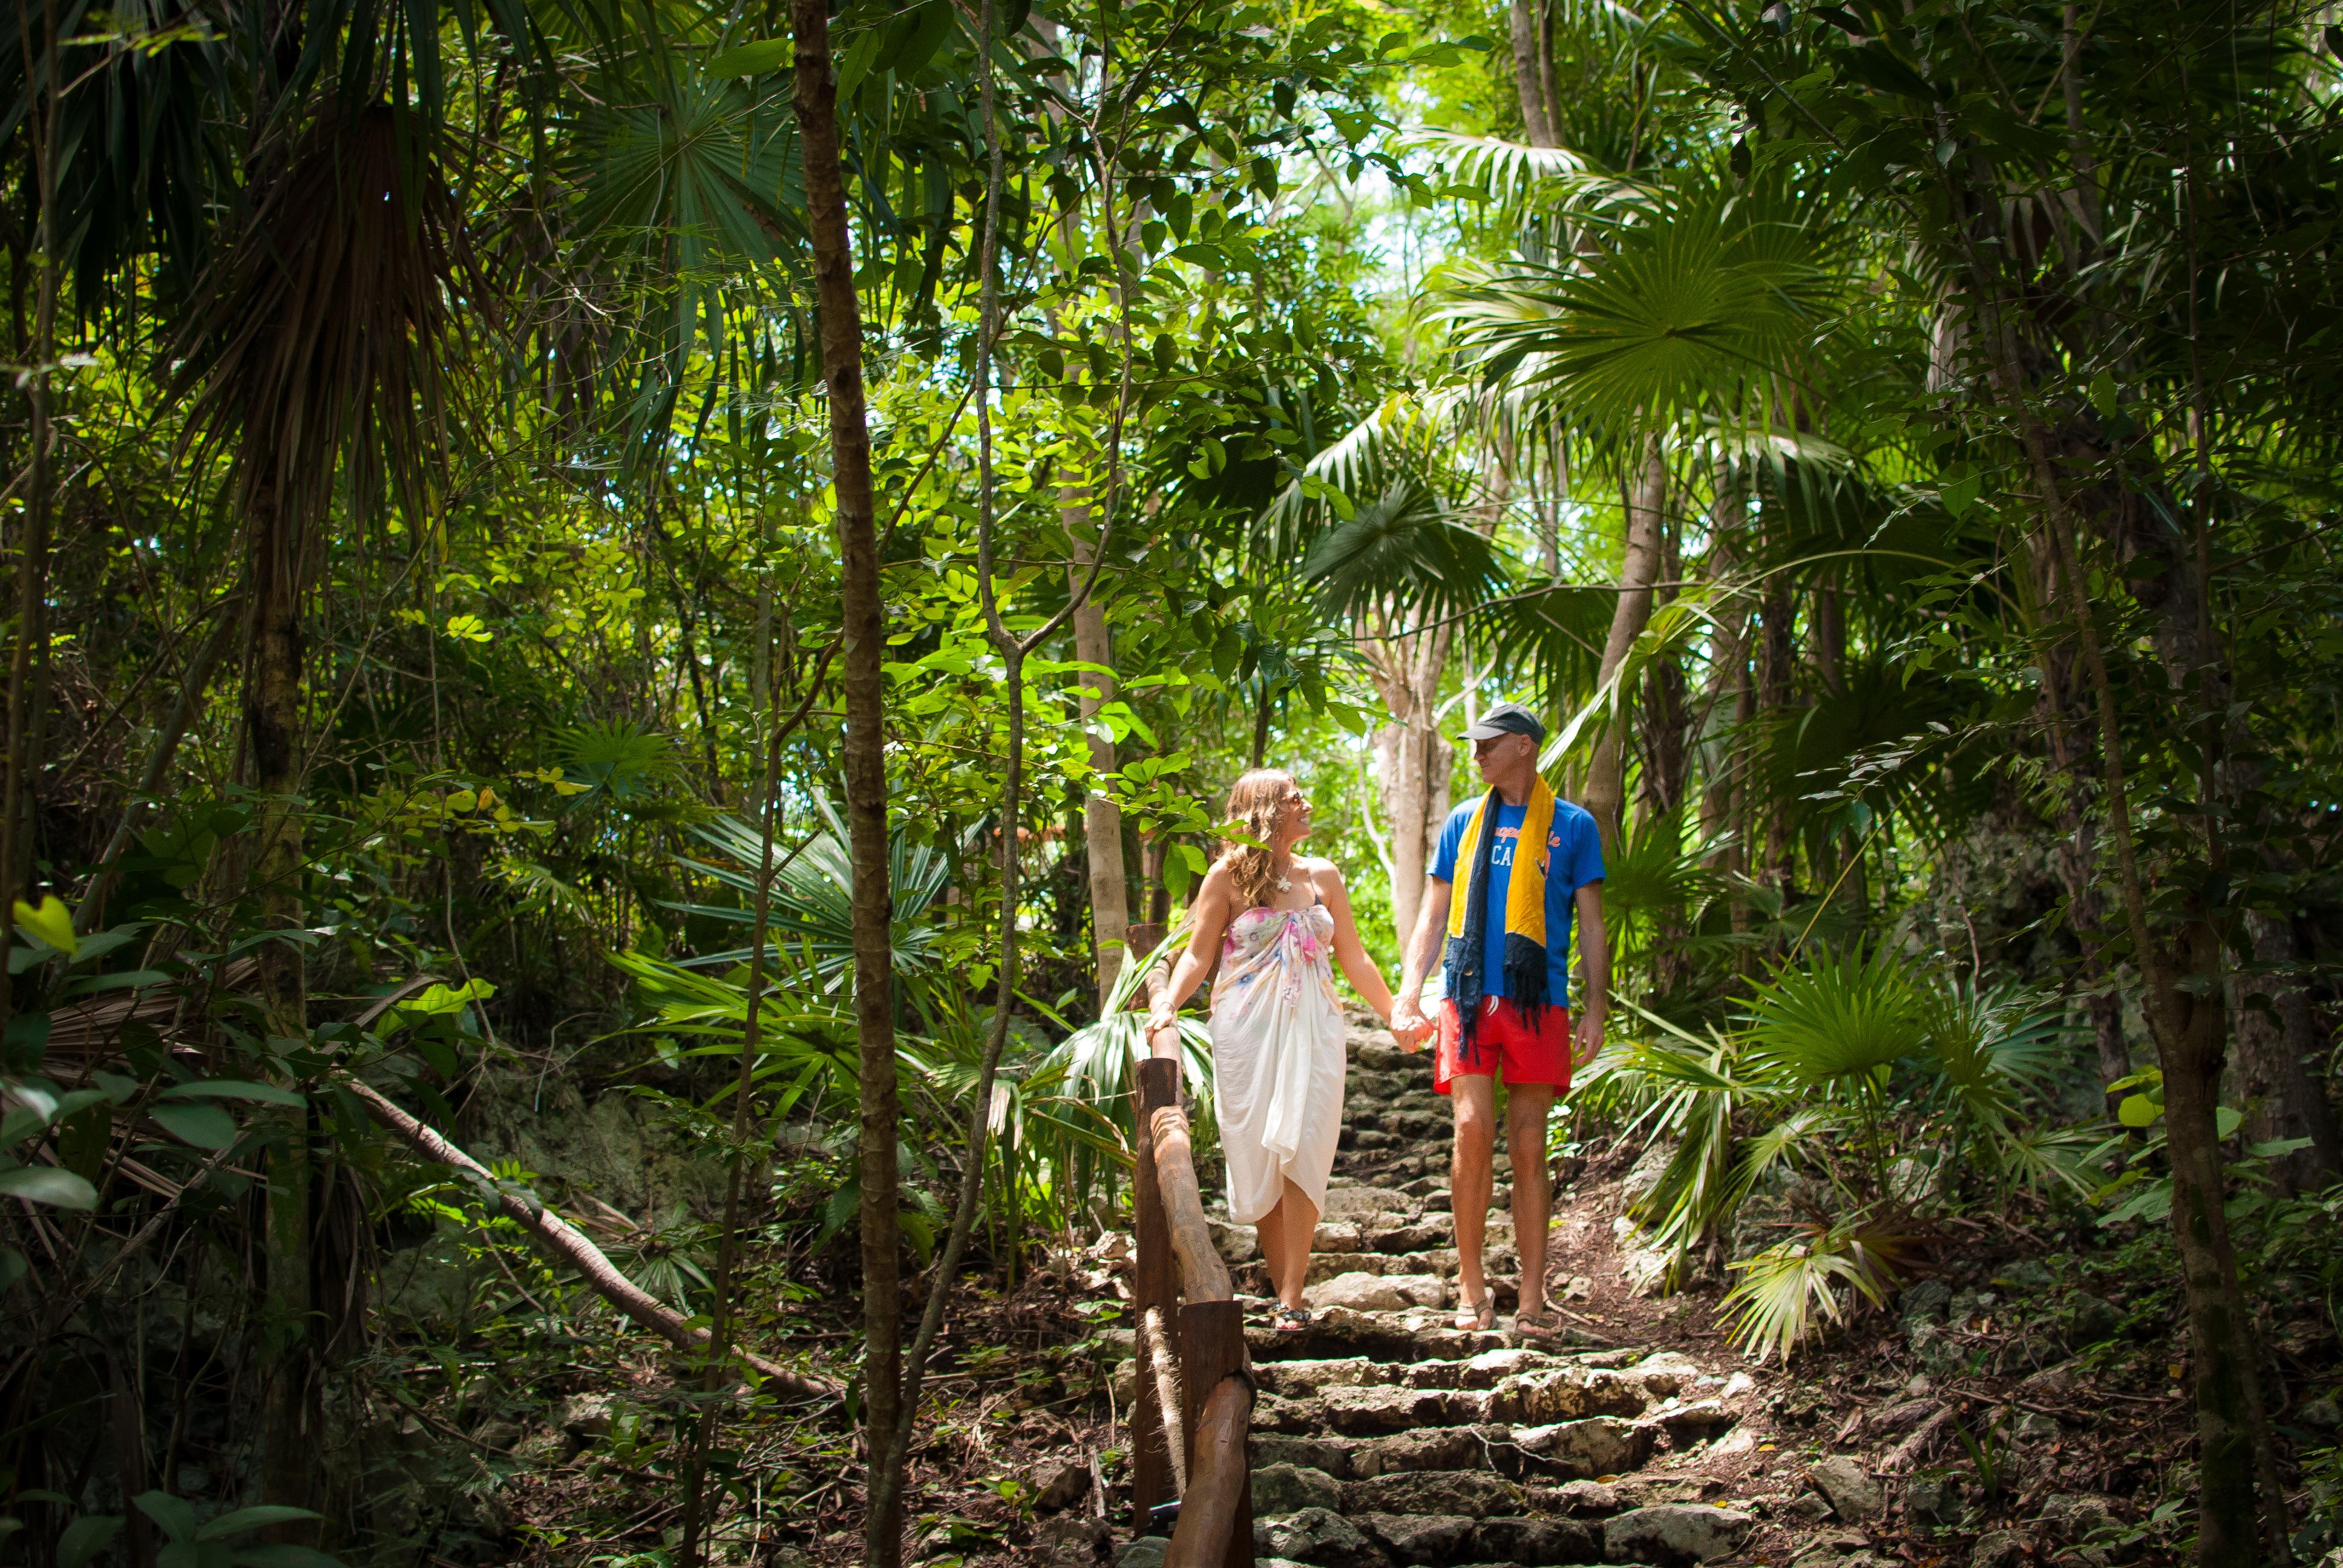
[
  {"xmin": 1721, "ymin": 1215, "xmax": 1912, "ymax": 1362},
  {"xmin": 1299, "ymin": 485, "xmax": 1509, "ymax": 623},
  {"xmin": 1746, "ymin": 944, "xmax": 1930, "ymax": 1086}
]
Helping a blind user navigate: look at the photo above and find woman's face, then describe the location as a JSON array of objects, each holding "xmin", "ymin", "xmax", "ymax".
[{"xmin": 1276, "ymin": 781, "xmax": 1312, "ymax": 848}]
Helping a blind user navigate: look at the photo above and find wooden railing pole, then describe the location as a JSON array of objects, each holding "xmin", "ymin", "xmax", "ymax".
[
  {"xmin": 1170, "ymin": 1300, "xmax": 1254, "ymax": 1568},
  {"xmin": 1128, "ymin": 1053, "xmax": 1181, "ymax": 1527}
]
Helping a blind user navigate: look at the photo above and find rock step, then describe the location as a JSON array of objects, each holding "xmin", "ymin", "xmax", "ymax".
[{"xmin": 1247, "ymin": 1500, "xmax": 1756, "ymax": 1567}]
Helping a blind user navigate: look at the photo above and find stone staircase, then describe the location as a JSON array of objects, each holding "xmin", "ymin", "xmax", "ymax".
[{"xmin": 1113, "ymin": 1023, "xmax": 1775, "ymax": 1567}]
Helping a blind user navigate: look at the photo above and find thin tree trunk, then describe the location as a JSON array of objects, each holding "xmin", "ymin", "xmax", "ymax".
[
  {"xmin": 1369, "ymin": 624, "xmax": 1453, "ymax": 944},
  {"xmin": 1067, "ymin": 526, "xmax": 1129, "ymax": 1012},
  {"xmin": 1696, "ymin": 461, "xmax": 1750, "ymax": 868},
  {"xmin": 1584, "ymin": 439, "xmax": 1665, "ymax": 855},
  {"xmin": 1, "ymin": 0, "xmax": 60, "ymax": 1023},
  {"xmin": 77, "ymin": 606, "xmax": 240, "ymax": 933},
  {"xmin": 247, "ymin": 475, "xmax": 316, "ymax": 1529},
  {"xmin": 1509, "ymin": 0, "xmax": 1556, "ymax": 147},
  {"xmin": 2235, "ymin": 912, "xmax": 2341, "ymax": 1194},
  {"xmin": 790, "ymin": 11, "xmax": 902, "ymax": 1564},
  {"xmin": 1755, "ymin": 570, "xmax": 1796, "ymax": 897}
]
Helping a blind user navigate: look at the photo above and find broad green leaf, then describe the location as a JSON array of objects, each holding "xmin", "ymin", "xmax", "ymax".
[
  {"xmin": 148, "ymin": 1102, "xmax": 238, "ymax": 1149},
  {"xmin": 707, "ymin": 38, "xmax": 791, "ymax": 76},
  {"xmin": 198, "ymin": 1506, "xmax": 324, "ymax": 1542},
  {"xmin": 0, "ymin": 1166, "xmax": 98, "ymax": 1209},
  {"xmin": 13, "ymin": 895, "xmax": 76, "ymax": 957},
  {"xmin": 59, "ymin": 1515, "xmax": 125, "ymax": 1568},
  {"xmin": 2117, "ymin": 1094, "xmax": 2161, "ymax": 1128},
  {"xmin": 134, "ymin": 1493, "xmax": 208, "ymax": 1547}
]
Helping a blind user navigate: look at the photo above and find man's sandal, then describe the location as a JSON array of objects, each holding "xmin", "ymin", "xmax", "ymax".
[
  {"xmin": 1452, "ymin": 1292, "xmax": 1497, "ymax": 1332},
  {"xmin": 1514, "ymin": 1305, "xmax": 1570, "ymax": 1339},
  {"xmin": 1273, "ymin": 1304, "xmax": 1315, "ymax": 1333}
]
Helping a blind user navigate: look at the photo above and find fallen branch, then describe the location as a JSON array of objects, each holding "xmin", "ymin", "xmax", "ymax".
[
  {"xmin": 340, "ymin": 1074, "xmax": 839, "ymax": 1399},
  {"xmin": 1880, "ymin": 1401, "xmax": 1956, "ymax": 1474}
]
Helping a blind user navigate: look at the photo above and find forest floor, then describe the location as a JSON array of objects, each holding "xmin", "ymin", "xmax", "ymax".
[{"xmin": 462, "ymin": 1015, "xmax": 2338, "ymax": 1568}]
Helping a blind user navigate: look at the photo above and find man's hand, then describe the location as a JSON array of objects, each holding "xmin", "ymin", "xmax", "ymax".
[
  {"xmin": 1571, "ymin": 1006, "xmax": 1605, "ymax": 1070},
  {"xmin": 1389, "ymin": 996, "xmax": 1430, "ymax": 1053}
]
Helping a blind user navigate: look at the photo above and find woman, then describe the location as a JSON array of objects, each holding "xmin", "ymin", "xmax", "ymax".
[{"xmin": 1146, "ymin": 768, "xmax": 1407, "ymax": 1330}]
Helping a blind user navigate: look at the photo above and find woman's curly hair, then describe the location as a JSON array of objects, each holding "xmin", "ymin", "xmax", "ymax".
[{"xmin": 1216, "ymin": 768, "xmax": 1299, "ymax": 912}]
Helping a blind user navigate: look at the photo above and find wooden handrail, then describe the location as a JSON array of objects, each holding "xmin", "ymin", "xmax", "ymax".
[
  {"xmin": 1166, "ymin": 1369, "xmax": 1253, "ymax": 1568},
  {"xmin": 1149, "ymin": 1104, "xmax": 1233, "ymax": 1302},
  {"xmin": 1131, "ymin": 1011, "xmax": 1254, "ymax": 1567}
]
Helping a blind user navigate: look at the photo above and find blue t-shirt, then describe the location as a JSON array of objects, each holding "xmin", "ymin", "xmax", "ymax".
[{"xmin": 1429, "ymin": 795, "xmax": 1605, "ymax": 1005}]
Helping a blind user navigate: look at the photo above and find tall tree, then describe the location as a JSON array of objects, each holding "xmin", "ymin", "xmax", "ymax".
[{"xmin": 788, "ymin": 7, "xmax": 900, "ymax": 1563}]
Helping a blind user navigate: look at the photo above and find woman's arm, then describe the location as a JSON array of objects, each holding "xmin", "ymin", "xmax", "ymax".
[
  {"xmin": 1145, "ymin": 864, "xmax": 1236, "ymax": 1051},
  {"xmin": 1313, "ymin": 861, "xmax": 1398, "ymax": 1024}
]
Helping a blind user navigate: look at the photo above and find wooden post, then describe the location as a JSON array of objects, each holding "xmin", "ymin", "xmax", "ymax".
[
  {"xmin": 1176, "ymin": 1299, "xmax": 1254, "ymax": 1568},
  {"xmin": 1129, "ymin": 1054, "xmax": 1181, "ymax": 1527}
]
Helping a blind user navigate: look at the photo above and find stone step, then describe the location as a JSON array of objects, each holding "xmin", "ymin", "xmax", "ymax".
[
  {"xmin": 1254, "ymin": 1367, "xmax": 1656, "ymax": 1437},
  {"xmin": 1255, "ymin": 1347, "xmax": 1592, "ymax": 1397},
  {"xmin": 1256, "ymin": 1506, "xmax": 1605, "ymax": 1567}
]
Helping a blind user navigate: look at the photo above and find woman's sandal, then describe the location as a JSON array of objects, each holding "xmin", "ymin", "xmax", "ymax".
[
  {"xmin": 1273, "ymin": 1304, "xmax": 1315, "ymax": 1333},
  {"xmin": 1452, "ymin": 1292, "xmax": 1497, "ymax": 1332},
  {"xmin": 1514, "ymin": 1305, "xmax": 1570, "ymax": 1340}
]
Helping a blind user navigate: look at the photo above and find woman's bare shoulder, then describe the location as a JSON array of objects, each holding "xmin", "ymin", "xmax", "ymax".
[{"xmin": 1302, "ymin": 856, "xmax": 1347, "ymax": 884}]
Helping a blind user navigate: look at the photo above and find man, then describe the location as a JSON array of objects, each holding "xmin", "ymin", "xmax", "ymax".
[{"xmin": 1389, "ymin": 701, "xmax": 1608, "ymax": 1336}]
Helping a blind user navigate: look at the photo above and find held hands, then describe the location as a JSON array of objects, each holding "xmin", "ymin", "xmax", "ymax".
[{"xmin": 1388, "ymin": 996, "xmax": 1431, "ymax": 1053}]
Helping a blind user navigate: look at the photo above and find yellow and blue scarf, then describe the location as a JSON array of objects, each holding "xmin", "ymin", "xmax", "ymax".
[{"xmin": 1443, "ymin": 779, "xmax": 1557, "ymax": 1059}]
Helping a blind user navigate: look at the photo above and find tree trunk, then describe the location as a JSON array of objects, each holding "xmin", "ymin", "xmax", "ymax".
[
  {"xmin": 1583, "ymin": 439, "xmax": 1665, "ymax": 855},
  {"xmin": 2235, "ymin": 909, "xmax": 2341, "ymax": 1195},
  {"xmin": 1066, "ymin": 526, "xmax": 1129, "ymax": 1012},
  {"xmin": 1508, "ymin": 0, "xmax": 1555, "ymax": 147},
  {"xmin": 1366, "ymin": 626, "xmax": 1453, "ymax": 944},
  {"xmin": 1, "ymin": 0, "xmax": 59, "ymax": 1016},
  {"xmin": 1755, "ymin": 570, "xmax": 1797, "ymax": 897},
  {"xmin": 246, "ymin": 477, "xmax": 316, "ymax": 1529},
  {"xmin": 790, "ymin": 10, "xmax": 902, "ymax": 1565}
]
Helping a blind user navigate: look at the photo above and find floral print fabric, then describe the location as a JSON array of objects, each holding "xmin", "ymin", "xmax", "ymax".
[{"xmin": 1209, "ymin": 905, "xmax": 1346, "ymax": 1226}]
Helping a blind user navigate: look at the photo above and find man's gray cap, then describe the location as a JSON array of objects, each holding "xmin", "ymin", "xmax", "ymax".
[{"xmin": 1461, "ymin": 701, "xmax": 1546, "ymax": 744}]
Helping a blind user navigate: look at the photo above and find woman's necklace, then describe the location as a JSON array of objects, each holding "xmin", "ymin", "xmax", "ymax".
[{"xmin": 1273, "ymin": 857, "xmax": 1293, "ymax": 893}]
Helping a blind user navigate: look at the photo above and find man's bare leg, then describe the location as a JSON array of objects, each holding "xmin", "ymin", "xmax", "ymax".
[
  {"xmin": 1506, "ymin": 1083, "xmax": 1556, "ymax": 1318},
  {"xmin": 1449, "ymin": 1074, "xmax": 1498, "ymax": 1315}
]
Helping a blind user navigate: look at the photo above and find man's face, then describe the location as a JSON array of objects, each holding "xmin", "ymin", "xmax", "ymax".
[{"xmin": 1472, "ymin": 731, "xmax": 1536, "ymax": 783}]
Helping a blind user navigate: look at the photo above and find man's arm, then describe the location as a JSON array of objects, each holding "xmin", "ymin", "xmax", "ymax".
[
  {"xmin": 1571, "ymin": 880, "xmax": 1608, "ymax": 1066},
  {"xmin": 1389, "ymin": 878, "xmax": 1453, "ymax": 1049}
]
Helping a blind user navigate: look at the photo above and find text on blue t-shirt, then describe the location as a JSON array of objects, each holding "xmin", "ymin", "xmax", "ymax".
[{"xmin": 1429, "ymin": 795, "xmax": 1605, "ymax": 1005}]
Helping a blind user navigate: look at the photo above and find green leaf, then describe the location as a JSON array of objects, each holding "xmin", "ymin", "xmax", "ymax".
[
  {"xmin": 13, "ymin": 895, "xmax": 76, "ymax": 957},
  {"xmin": 0, "ymin": 1245, "xmax": 26, "ymax": 1293},
  {"xmin": 2117, "ymin": 1093, "xmax": 2162, "ymax": 1129},
  {"xmin": 134, "ymin": 1492, "xmax": 202, "ymax": 1546},
  {"xmin": 1939, "ymin": 463, "xmax": 1979, "ymax": 518},
  {"xmin": 396, "ymin": 980, "xmax": 497, "ymax": 1018},
  {"xmin": 59, "ymin": 1515, "xmax": 125, "ymax": 1568},
  {"xmin": 148, "ymin": 1102, "xmax": 239, "ymax": 1149},
  {"xmin": 0, "ymin": 1166, "xmax": 98, "ymax": 1209},
  {"xmin": 2215, "ymin": 1105, "xmax": 2243, "ymax": 1139},
  {"xmin": 2088, "ymin": 371, "xmax": 2119, "ymax": 418},
  {"xmin": 707, "ymin": 38, "xmax": 791, "ymax": 76},
  {"xmin": 159, "ymin": 1080, "xmax": 305, "ymax": 1108},
  {"xmin": 198, "ymin": 1506, "xmax": 324, "ymax": 1542}
]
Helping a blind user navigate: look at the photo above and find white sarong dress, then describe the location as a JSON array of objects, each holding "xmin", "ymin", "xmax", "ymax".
[{"xmin": 1208, "ymin": 904, "xmax": 1347, "ymax": 1226}]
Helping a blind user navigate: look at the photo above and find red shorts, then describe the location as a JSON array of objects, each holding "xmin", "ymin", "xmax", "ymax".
[{"xmin": 1435, "ymin": 996, "xmax": 1573, "ymax": 1096}]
